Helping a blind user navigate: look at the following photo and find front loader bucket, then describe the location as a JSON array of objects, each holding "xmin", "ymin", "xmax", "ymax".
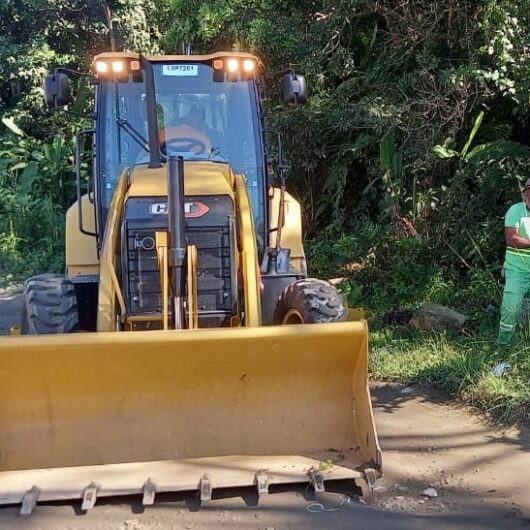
[{"xmin": 0, "ymin": 321, "xmax": 381, "ymax": 510}]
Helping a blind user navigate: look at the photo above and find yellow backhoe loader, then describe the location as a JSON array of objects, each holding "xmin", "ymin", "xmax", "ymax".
[{"xmin": 0, "ymin": 51, "xmax": 381, "ymax": 513}]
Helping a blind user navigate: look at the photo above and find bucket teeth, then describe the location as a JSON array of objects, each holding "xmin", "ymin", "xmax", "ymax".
[
  {"xmin": 363, "ymin": 467, "xmax": 379, "ymax": 494},
  {"xmin": 142, "ymin": 479, "xmax": 157, "ymax": 506},
  {"xmin": 199, "ymin": 474, "xmax": 212, "ymax": 502},
  {"xmin": 255, "ymin": 470, "xmax": 269, "ymax": 496},
  {"xmin": 81, "ymin": 482, "xmax": 98, "ymax": 511},
  {"xmin": 308, "ymin": 468, "xmax": 325, "ymax": 493},
  {"xmin": 20, "ymin": 486, "xmax": 40, "ymax": 515}
]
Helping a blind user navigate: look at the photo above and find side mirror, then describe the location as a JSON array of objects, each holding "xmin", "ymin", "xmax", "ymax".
[
  {"xmin": 44, "ymin": 72, "xmax": 71, "ymax": 109},
  {"xmin": 281, "ymin": 72, "xmax": 307, "ymax": 104}
]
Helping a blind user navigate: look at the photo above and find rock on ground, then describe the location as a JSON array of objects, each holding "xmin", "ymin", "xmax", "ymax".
[{"xmin": 410, "ymin": 302, "xmax": 466, "ymax": 332}]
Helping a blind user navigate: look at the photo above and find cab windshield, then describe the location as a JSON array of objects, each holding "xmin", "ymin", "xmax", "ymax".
[{"xmin": 97, "ymin": 62, "xmax": 265, "ymax": 237}]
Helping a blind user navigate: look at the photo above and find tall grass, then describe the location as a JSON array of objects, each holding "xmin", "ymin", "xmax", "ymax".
[{"xmin": 370, "ymin": 329, "xmax": 530, "ymax": 424}]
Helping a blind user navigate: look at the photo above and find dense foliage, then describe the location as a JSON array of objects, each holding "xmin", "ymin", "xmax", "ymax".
[
  {"xmin": 1, "ymin": 0, "xmax": 530, "ymax": 319},
  {"xmin": 0, "ymin": 0, "xmax": 167, "ymax": 280}
]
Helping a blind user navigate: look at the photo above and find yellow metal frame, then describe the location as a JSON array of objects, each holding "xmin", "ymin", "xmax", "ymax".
[
  {"xmin": 348, "ymin": 307, "xmax": 365, "ymax": 321},
  {"xmin": 187, "ymin": 245, "xmax": 199, "ymax": 330},
  {"xmin": 95, "ymin": 163, "xmax": 252, "ymax": 331},
  {"xmin": 268, "ymin": 187, "xmax": 306, "ymax": 274},
  {"xmin": 234, "ymin": 174, "xmax": 261, "ymax": 326},
  {"xmin": 156, "ymin": 231, "xmax": 169, "ymax": 331},
  {"xmin": 97, "ymin": 170, "xmax": 128, "ymax": 332},
  {"xmin": 65, "ymin": 194, "xmax": 99, "ymax": 279}
]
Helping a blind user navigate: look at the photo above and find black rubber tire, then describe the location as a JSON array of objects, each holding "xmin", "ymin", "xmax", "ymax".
[
  {"xmin": 273, "ymin": 279, "xmax": 348, "ymax": 325},
  {"xmin": 21, "ymin": 273, "xmax": 80, "ymax": 335}
]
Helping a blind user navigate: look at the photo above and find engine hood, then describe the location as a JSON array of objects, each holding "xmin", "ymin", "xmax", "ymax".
[{"xmin": 126, "ymin": 160, "xmax": 235, "ymax": 199}]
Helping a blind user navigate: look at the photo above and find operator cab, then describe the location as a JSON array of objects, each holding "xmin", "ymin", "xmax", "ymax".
[{"xmin": 94, "ymin": 53, "xmax": 267, "ymax": 251}]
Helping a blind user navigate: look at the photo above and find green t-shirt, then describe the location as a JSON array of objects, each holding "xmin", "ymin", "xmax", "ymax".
[{"xmin": 504, "ymin": 202, "xmax": 530, "ymax": 271}]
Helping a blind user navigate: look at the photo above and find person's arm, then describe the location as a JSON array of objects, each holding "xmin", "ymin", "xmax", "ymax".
[{"xmin": 505, "ymin": 227, "xmax": 530, "ymax": 248}]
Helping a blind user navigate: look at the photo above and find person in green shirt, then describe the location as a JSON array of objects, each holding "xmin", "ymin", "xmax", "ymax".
[{"xmin": 497, "ymin": 177, "xmax": 530, "ymax": 345}]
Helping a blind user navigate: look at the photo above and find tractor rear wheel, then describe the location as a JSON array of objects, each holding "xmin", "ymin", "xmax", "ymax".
[
  {"xmin": 273, "ymin": 279, "xmax": 348, "ymax": 325},
  {"xmin": 21, "ymin": 273, "xmax": 79, "ymax": 335}
]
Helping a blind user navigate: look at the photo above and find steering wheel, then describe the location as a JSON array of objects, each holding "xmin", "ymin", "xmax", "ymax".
[{"xmin": 161, "ymin": 136, "xmax": 207, "ymax": 155}]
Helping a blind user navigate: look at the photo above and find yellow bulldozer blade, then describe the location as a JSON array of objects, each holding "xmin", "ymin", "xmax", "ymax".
[{"xmin": 0, "ymin": 321, "xmax": 380, "ymax": 510}]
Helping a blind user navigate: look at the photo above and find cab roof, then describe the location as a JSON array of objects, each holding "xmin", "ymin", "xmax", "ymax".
[{"xmin": 94, "ymin": 51, "xmax": 265, "ymax": 70}]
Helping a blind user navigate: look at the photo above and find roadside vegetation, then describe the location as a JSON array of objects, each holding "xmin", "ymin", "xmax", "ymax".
[
  {"xmin": 1, "ymin": 1, "xmax": 530, "ymax": 422},
  {"xmin": 370, "ymin": 332, "xmax": 530, "ymax": 424},
  {"xmin": 308, "ymin": 235, "xmax": 530, "ymax": 424}
]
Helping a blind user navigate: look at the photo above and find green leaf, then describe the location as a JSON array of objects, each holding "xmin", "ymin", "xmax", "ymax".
[
  {"xmin": 393, "ymin": 150, "xmax": 403, "ymax": 181},
  {"xmin": 10, "ymin": 162, "xmax": 27, "ymax": 171},
  {"xmin": 362, "ymin": 177, "xmax": 381, "ymax": 196},
  {"xmin": 465, "ymin": 140, "xmax": 530, "ymax": 163},
  {"xmin": 464, "ymin": 144, "xmax": 488, "ymax": 161},
  {"xmin": 460, "ymin": 111, "xmax": 485, "ymax": 158},
  {"xmin": 43, "ymin": 143, "xmax": 54, "ymax": 163},
  {"xmin": 72, "ymin": 77, "xmax": 90, "ymax": 114},
  {"xmin": 337, "ymin": 134, "xmax": 374, "ymax": 157},
  {"xmin": 433, "ymin": 145, "xmax": 459, "ymax": 159},
  {"xmin": 1, "ymin": 117, "xmax": 25, "ymax": 137},
  {"xmin": 360, "ymin": 22, "xmax": 378, "ymax": 68},
  {"xmin": 20, "ymin": 162, "xmax": 38, "ymax": 193},
  {"xmin": 380, "ymin": 134, "xmax": 396, "ymax": 172}
]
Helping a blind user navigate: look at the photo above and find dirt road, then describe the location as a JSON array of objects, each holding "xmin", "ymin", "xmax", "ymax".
[
  {"xmin": 0, "ymin": 287, "xmax": 22, "ymax": 335},
  {"xmin": 0, "ymin": 291, "xmax": 529, "ymax": 529}
]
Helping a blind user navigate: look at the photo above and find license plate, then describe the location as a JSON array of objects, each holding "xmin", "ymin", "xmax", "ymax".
[{"xmin": 162, "ymin": 64, "xmax": 198, "ymax": 77}]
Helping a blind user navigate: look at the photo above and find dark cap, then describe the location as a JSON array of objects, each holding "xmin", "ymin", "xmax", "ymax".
[{"xmin": 523, "ymin": 177, "xmax": 530, "ymax": 190}]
